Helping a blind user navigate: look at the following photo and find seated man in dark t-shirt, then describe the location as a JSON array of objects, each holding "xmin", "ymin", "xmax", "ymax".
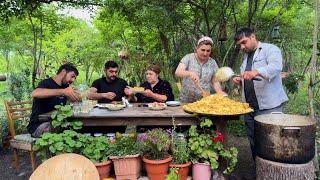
[
  {"xmin": 27, "ymin": 63, "xmax": 81, "ymax": 138},
  {"xmin": 87, "ymin": 60, "xmax": 134, "ymax": 103}
]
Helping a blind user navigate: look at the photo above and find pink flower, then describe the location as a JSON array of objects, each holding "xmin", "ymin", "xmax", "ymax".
[{"xmin": 137, "ymin": 133, "xmax": 147, "ymax": 142}]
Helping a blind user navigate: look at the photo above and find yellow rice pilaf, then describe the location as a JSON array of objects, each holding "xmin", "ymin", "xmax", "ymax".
[{"xmin": 183, "ymin": 94, "xmax": 253, "ymax": 115}]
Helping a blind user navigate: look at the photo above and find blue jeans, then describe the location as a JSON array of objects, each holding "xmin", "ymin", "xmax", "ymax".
[{"xmin": 244, "ymin": 104, "xmax": 284, "ymax": 160}]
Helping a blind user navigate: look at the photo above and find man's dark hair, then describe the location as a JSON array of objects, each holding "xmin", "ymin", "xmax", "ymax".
[
  {"xmin": 234, "ymin": 27, "xmax": 255, "ymax": 42},
  {"xmin": 57, "ymin": 63, "xmax": 79, "ymax": 76},
  {"xmin": 104, "ymin": 60, "xmax": 119, "ymax": 69}
]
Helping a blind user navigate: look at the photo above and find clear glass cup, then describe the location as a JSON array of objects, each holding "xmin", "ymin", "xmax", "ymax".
[
  {"xmin": 76, "ymin": 84, "xmax": 89, "ymax": 101},
  {"xmin": 81, "ymin": 100, "xmax": 90, "ymax": 113},
  {"xmin": 72, "ymin": 102, "xmax": 81, "ymax": 114}
]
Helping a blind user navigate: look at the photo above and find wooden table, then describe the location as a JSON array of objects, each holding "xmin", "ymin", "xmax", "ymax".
[{"xmin": 39, "ymin": 103, "xmax": 240, "ymax": 145}]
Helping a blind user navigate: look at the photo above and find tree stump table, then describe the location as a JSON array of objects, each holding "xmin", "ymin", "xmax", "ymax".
[{"xmin": 256, "ymin": 156, "xmax": 315, "ymax": 180}]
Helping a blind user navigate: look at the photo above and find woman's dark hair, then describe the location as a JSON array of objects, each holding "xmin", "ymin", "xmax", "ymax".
[
  {"xmin": 104, "ymin": 60, "xmax": 119, "ymax": 69},
  {"xmin": 234, "ymin": 27, "xmax": 255, "ymax": 42},
  {"xmin": 57, "ymin": 63, "xmax": 79, "ymax": 76},
  {"xmin": 147, "ymin": 64, "xmax": 161, "ymax": 74}
]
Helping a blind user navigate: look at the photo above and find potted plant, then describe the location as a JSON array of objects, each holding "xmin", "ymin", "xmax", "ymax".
[
  {"xmin": 82, "ymin": 135, "xmax": 112, "ymax": 179},
  {"xmin": 109, "ymin": 133, "xmax": 142, "ymax": 179},
  {"xmin": 169, "ymin": 132, "xmax": 191, "ymax": 180},
  {"xmin": 188, "ymin": 118, "xmax": 238, "ymax": 180},
  {"xmin": 138, "ymin": 128, "xmax": 172, "ymax": 180}
]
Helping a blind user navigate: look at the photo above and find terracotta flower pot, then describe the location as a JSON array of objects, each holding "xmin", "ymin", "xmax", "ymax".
[
  {"xmin": 94, "ymin": 160, "xmax": 112, "ymax": 179},
  {"xmin": 110, "ymin": 154, "xmax": 141, "ymax": 180},
  {"xmin": 169, "ymin": 161, "xmax": 192, "ymax": 180},
  {"xmin": 192, "ymin": 162, "xmax": 211, "ymax": 180},
  {"xmin": 142, "ymin": 156, "xmax": 172, "ymax": 180}
]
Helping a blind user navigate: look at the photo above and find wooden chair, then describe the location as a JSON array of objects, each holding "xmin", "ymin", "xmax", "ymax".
[{"xmin": 4, "ymin": 100, "xmax": 37, "ymax": 171}]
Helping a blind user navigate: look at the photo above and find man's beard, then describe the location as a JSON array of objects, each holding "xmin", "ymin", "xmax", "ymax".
[
  {"xmin": 107, "ymin": 76, "xmax": 117, "ymax": 82},
  {"xmin": 61, "ymin": 74, "xmax": 70, "ymax": 86}
]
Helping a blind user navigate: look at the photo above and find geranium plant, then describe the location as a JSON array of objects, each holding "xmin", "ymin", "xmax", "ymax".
[
  {"xmin": 82, "ymin": 135, "xmax": 111, "ymax": 163},
  {"xmin": 109, "ymin": 133, "xmax": 142, "ymax": 157},
  {"xmin": 51, "ymin": 104, "xmax": 83, "ymax": 130},
  {"xmin": 188, "ymin": 118, "xmax": 238, "ymax": 174},
  {"xmin": 33, "ymin": 130, "xmax": 85, "ymax": 161},
  {"xmin": 138, "ymin": 128, "xmax": 171, "ymax": 160}
]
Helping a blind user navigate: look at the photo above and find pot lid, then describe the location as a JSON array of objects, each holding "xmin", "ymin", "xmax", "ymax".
[{"xmin": 254, "ymin": 114, "xmax": 315, "ymax": 126}]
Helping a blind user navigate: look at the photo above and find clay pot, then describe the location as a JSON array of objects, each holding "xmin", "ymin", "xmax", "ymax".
[
  {"xmin": 169, "ymin": 161, "xmax": 192, "ymax": 180},
  {"xmin": 110, "ymin": 154, "xmax": 141, "ymax": 180},
  {"xmin": 94, "ymin": 160, "xmax": 112, "ymax": 179},
  {"xmin": 142, "ymin": 156, "xmax": 172, "ymax": 180},
  {"xmin": 192, "ymin": 162, "xmax": 211, "ymax": 180}
]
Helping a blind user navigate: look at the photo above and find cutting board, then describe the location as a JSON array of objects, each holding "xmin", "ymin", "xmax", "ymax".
[{"xmin": 29, "ymin": 153, "xmax": 99, "ymax": 180}]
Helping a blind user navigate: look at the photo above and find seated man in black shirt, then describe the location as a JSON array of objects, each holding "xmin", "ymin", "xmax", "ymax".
[
  {"xmin": 27, "ymin": 63, "xmax": 81, "ymax": 138},
  {"xmin": 88, "ymin": 60, "xmax": 134, "ymax": 103},
  {"xmin": 136, "ymin": 64, "xmax": 174, "ymax": 103}
]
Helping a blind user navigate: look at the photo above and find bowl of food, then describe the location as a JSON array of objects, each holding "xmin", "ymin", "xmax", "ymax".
[
  {"xmin": 130, "ymin": 86, "xmax": 145, "ymax": 93},
  {"xmin": 148, "ymin": 102, "xmax": 167, "ymax": 110}
]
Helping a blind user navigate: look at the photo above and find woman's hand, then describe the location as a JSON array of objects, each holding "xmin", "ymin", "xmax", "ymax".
[
  {"xmin": 188, "ymin": 71, "xmax": 200, "ymax": 83},
  {"xmin": 142, "ymin": 89, "xmax": 154, "ymax": 98},
  {"xmin": 232, "ymin": 76, "xmax": 241, "ymax": 85}
]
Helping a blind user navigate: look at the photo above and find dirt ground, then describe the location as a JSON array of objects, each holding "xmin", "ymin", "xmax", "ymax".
[{"xmin": 0, "ymin": 134, "xmax": 255, "ymax": 180}]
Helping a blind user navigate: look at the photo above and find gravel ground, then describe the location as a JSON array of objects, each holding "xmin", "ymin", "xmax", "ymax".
[{"xmin": 0, "ymin": 134, "xmax": 255, "ymax": 180}]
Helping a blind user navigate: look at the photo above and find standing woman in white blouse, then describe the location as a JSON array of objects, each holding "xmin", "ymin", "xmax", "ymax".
[{"xmin": 175, "ymin": 36, "xmax": 224, "ymax": 103}]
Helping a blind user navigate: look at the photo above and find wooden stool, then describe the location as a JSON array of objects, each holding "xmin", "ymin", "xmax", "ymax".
[
  {"xmin": 29, "ymin": 153, "xmax": 100, "ymax": 180},
  {"xmin": 256, "ymin": 156, "xmax": 315, "ymax": 180}
]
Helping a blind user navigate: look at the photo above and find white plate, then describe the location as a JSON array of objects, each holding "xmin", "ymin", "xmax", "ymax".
[
  {"xmin": 165, "ymin": 101, "xmax": 181, "ymax": 106},
  {"xmin": 148, "ymin": 103, "xmax": 167, "ymax": 110},
  {"xmin": 97, "ymin": 104, "xmax": 125, "ymax": 111}
]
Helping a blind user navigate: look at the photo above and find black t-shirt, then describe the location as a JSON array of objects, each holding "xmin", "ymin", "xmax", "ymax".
[
  {"xmin": 91, "ymin": 77, "xmax": 128, "ymax": 103},
  {"xmin": 135, "ymin": 79, "xmax": 174, "ymax": 103},
  {"xmin": 27, "ymin": 78, "xmax": 68, "ymax": 134},
  {"xmin": 244, "ymin": 50, "xmax": 259, "ymax": 110}
]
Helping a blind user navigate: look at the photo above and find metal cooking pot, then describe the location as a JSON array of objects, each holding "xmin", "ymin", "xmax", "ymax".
[{"xmin": 254, "ymin": 113, "xmax": 316, "ymax": 164}]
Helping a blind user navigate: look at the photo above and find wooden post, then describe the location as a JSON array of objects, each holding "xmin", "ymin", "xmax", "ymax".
[{"xmin": 256, "ymin": 156, "xmax": 315, "ymax": 180}]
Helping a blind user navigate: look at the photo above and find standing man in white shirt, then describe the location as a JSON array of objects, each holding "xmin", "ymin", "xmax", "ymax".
[{"xmin": 232, "ymin": 27, "xmax": 288, "ymax": 160}]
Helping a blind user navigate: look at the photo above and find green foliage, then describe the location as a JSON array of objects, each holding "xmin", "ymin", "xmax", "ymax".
[
  {"xmin": 108, "ymin": 134, "xmax": 142, "ymax": 157},
  {"xmin": 283, "ymin": 73, "xmax": 304, "ymax": 94},
  {"xmin": 138, "ymin": 128, "xmax": 171, "ymax": 160},
  {"xmin": 188, "ymin": 118, "xmax": 238, "ymax": 174},
  {"xmin": 33, "ymin": 130, "xmax": 85, "ymax": 161},
  {"xmin": 283, "ymin": 80, "xmax": 310, "ymax": 115},
  {"xmin": 7, "ymin": 68, "xmax": 31, "ymax": 101},
  {"xmin": 51, "ymin": 104, "xmax": 83, "ymax": 130},
  {"xmin": 171, "ymin": 135, "xmax": 190, "ymax": 164},
  {"xmin": 33, "ymin": 130, "xmax": 111, "ymax": 163},
  {"xmin": 81, "ymin": 135, "xmax": 111, "ymax": 163},
  {"xmin": 228, "ymin": 119, "xmax": 246, "ymax": 137},
  {"xmin": 166, "ymin": 168, "xmax": 179, "ymax": 180}
]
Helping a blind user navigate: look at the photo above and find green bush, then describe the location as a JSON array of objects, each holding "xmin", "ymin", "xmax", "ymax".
[{"xmin": 7, "ymin": 69, "xmax": 31, "ymax": 101}]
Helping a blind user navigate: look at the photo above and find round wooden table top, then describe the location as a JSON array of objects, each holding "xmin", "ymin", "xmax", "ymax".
[{"xmin": 29, "ymin": 153, "xmax": 99, "ymax": 180}]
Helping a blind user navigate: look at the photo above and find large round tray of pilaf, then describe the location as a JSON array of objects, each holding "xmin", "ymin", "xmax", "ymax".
[{"xmin": 183, "ymin": 94, "xmax": 253, "ymax": 116}]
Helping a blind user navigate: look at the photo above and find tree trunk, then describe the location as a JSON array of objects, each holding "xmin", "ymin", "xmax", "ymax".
[
  {"xmin": 256, "ymin": 156, "xmax": 315, "ymax": 180},
  {"xmin": 309, "ymin": 0, "xmax": 320, "ymax": 172}
]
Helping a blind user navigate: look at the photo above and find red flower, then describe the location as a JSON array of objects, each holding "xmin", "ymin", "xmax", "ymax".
[{"xmin": 212, "ymin": 131, "xmax": 224, "ymax": 142}]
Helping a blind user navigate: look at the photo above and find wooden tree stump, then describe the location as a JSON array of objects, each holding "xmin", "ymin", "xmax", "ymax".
[{"xmin": 256, "ymin": 156, "xmax": 315, "ymax": 180}]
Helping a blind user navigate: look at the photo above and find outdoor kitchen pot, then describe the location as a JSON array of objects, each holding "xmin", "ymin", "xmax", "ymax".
[{"xmin": 254, "ymin": 113, "xmax": 316, "ymax": 164}]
